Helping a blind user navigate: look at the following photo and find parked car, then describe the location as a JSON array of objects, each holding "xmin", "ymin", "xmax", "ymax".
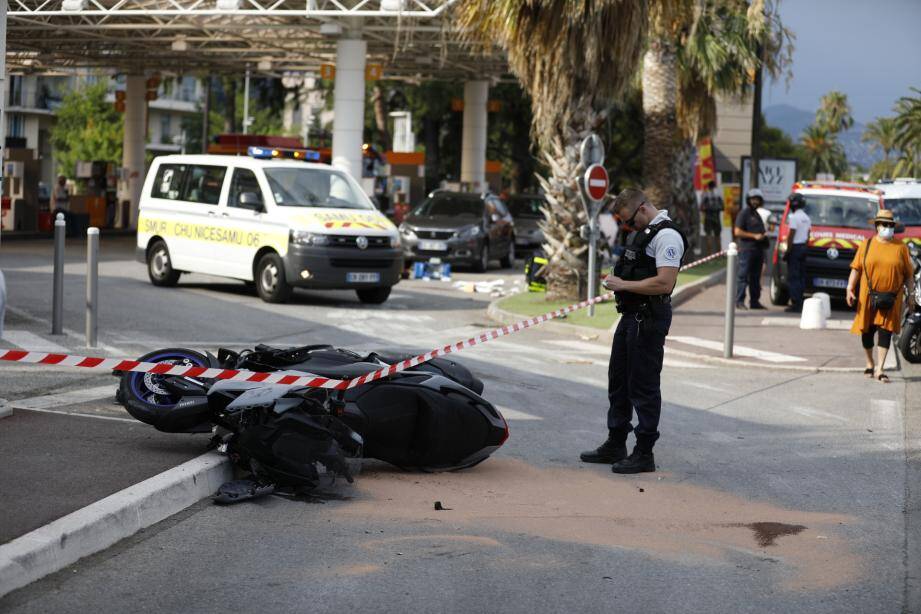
[
  {"xmin": 506, "ymin": 193, "xmax": 546, "ymax": 253},
  {"xmin": 399, "ymin": 191, "xmax": 516, "ymax": 272},
  {"xmin": 771, "ymin": 181, "xmax": 884, "ymax": 305}
]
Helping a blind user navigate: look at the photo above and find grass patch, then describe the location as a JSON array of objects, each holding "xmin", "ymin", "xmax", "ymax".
[{"xmin": 497, "ymin": 259, "xmax": 726, "ymax": 331}]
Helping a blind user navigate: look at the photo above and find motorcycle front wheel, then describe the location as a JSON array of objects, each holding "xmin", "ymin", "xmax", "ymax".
[
  {"xmin": 118, "ymin": 348, "xmax": 210, "ymax": 426},
  {"xmin": 898, "ymin": 320, "xmax": 921, "ymax": 364}
]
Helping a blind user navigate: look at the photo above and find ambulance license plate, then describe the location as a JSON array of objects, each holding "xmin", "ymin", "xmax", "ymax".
[
  {"xmin": 347, "ymin": 272, "xmax": 380, "ymax": 283},
  {"xmin": 813, "ymin": 277, "xmax": 847, "ymax": 289},
  {"xmin": 419, "ymin": 240, "xmax": 448, "ymax": 251}
]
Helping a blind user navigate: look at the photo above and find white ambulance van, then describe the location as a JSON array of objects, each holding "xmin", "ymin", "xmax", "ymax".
[{"xmin": 136, "ymin": 148, "xmax": 403, "ymax": 304}]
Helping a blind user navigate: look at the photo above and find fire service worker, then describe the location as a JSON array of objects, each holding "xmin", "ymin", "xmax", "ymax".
[{"xmin": 580, "ymin": 188, "xmax": 687, "ymax": 474}]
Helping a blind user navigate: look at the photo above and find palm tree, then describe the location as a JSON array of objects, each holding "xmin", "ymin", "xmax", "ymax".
[
  {"xmin": 893, "ymin": 88, "xmax": 921, "ymax": 177},
  {"xmin": 862, "ymin": 116, "xmax": 898, "ymax": 180},
  {"xmin": 800, "ymin": 124, "xmax": 847, "ymax": 179},
  {"xmin": 817, "ymin": 90, "xmax": 853, "ymax": 135},
  {"xmin": 642, "ymin": 0, "xmax": 792, "ymax": 237},
  {"xmin": 668, "ymin": 0, "xmax": 792, "ymax": 241},
  {"xmin": 456, "ymin": 1, "xmax": 648, "ymax": 300}
]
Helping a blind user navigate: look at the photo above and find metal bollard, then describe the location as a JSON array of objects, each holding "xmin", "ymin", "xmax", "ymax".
[
  {"xmin": 52, "ymin": 213, "xmax": 65, "ymax": 335},
  {"xmin": 86, "ymin": 227, "xmax": 99, "ymax": 348},
  {"xmin": 723, "ymin": 242, "xmax": 738, "ymax": 358}
]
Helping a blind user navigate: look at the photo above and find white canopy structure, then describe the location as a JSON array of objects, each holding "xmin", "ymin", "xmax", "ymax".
[{"xmin": 3, "ymin": 1, "xmax": 511, "ymax": 226}]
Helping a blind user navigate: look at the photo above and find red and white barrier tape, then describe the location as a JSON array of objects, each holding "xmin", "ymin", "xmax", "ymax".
[{"xmin": 0, "ymin": 250, "xmax": 725, "ymax": 390}]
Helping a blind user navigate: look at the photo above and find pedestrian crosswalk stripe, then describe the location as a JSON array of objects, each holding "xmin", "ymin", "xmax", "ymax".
[
  {"xmin": 1, "ymin": 330, "xmax": 70, "ymax": 354},
  {"xmin": 496, "ymin": 405, "xmax": 543, "ymax": 420},
  {"xmin": 10, "ymin": 385, "xmax": 116, "ymax": 410},
  {"xmin": 668, "ymin": 335, "xmax": 807, "ymax": 363}
]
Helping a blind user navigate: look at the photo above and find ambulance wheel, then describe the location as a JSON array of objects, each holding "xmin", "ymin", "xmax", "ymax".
[
  {"xmin": 474, "ymin": 243, "xmax": 489, "ymax": 273},
  {"xmin": 356, "ymin": 286, "xmax": 392, "ymax": 304},
  {"xmin": 770, "ymin": 274, "xmax": 789, "ymax": 306},
  {"xmin": 500, "ymin": 239, "xmax": 515, "ymax": 269},
  {"xmin": 255, "ymin": 252, "xmax": 291, "ymax": 303},
  {"xmin": 147, "ymin": 240, "xmax": 181, "ymax": 287}
]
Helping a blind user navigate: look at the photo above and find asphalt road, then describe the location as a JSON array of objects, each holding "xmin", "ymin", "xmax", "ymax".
[{"xmin": 1, "ymin": 237, "xmax": 918, "ymax": 613}]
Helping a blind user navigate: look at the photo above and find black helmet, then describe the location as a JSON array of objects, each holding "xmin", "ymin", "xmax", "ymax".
[{"xmin": 789, "ymin": 193, "xmax": 806, "ymax": 210}]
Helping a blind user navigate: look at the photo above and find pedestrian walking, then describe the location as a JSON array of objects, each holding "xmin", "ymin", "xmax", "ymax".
[
  {"xmin": 53, "ymin": 175, "xmax": 70, "ymax": 213},
  {"xmin": 733, "ymin": 188, "xmax": 769, "ymax": 309},
  {"xmin": 782, "ymin": 193, "xmax": 811, "ymax": 312},
  {"xmin": 580, "ymin": 188, "xmax": 687, "ymax": 474},
  {"xmin": 700, "ymin": 180, "xmax": 724, "ymax": 256},
  {"xmin": 847, "ymin": 209, "xmax": 915, "ymax": 383}
]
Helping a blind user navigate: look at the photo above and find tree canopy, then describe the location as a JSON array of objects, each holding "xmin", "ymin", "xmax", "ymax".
[{"xmin": 51, "ymin": 80, "xmax": 123, "ymax": 178}]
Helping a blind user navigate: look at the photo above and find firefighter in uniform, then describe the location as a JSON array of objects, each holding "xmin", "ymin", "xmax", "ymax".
[{"xmin": 580, "ymin": 188, "xmax": 687, "ymax": 474}]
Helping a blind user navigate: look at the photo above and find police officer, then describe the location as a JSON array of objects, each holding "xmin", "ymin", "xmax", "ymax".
[
  {"xmin": 734, "ymin": 188, "xmax": 769, "ymax": 309},
  {"xmin": 782, "ymin": 193, "xmax": 811, "ymax": 313},
  {"xmin": 580, "ymin": 188, "xmax": 687, "ymax": 474}
]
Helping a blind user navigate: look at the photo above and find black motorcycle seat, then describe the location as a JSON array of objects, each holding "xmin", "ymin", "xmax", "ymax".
[{"xmin": 285, "ymin": 358, "xmax": 384, "ymax": 379}]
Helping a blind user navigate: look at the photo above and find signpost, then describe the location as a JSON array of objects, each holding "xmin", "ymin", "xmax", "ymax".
[{"xmin": 578, "ymin": 134, "xmax": 609, "ymax": 317}]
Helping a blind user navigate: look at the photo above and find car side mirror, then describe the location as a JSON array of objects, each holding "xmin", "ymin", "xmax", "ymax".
[
  {"xmin": 895, "ymin": 223, "xmax": 906, "ymax": 234},
  {"xmin": 239, "ymin": 191, "xmax": 263, "ymax": 211}
]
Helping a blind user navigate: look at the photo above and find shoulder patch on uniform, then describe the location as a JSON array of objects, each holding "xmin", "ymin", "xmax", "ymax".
[{"xmin": 665, "ymin": 246, "xmax": 678, "ymax": 260}]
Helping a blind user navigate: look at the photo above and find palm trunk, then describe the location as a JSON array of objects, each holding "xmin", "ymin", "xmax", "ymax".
[
  {"xmin": 672, "ymin": 138, "xmax": 698, "ymax": 252},
  {"xmin": 642, "ymin": 39, "xmax": 678, "ymax": 216},
  {"xmin": 537, "ymin": 97, "xmax": 604, "ymax": 302}
]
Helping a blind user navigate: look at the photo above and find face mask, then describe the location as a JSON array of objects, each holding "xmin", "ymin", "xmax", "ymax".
[{"xmin": 878, "ymin": 226, "xmax": 895, "ymax": 240}]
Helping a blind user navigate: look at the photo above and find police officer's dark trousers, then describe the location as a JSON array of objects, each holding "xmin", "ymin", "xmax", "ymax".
[
  {"xmin": 787, "ymin": 243, "xmax": 807, "ymax": 307},
  {"xmin": 736, "ymin": 248, "xmax": 764, "ymax": 305},
  {"xmin": 607, "ymin": 302, "xmax": 672, "ymax": 452}
]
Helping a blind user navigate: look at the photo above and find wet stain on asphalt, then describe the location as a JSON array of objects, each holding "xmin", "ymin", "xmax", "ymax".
[{"xmin": 732, "ymin": 522, "xmax": 807, "ymax": 547}]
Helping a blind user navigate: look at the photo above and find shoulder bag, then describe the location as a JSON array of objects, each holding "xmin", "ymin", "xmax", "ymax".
[{"xmin": 863, "ymin": 238, "xmax": 897, "ymax": 312}]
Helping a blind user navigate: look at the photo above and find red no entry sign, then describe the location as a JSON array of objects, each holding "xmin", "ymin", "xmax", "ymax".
[{"xmin": 584, "ymin": 164, "xmax": 609, "ymax": 202}]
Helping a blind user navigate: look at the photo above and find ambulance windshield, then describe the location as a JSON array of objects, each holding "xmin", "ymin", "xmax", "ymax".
[
  {"xmin": 800, "ymin": 194, "xmax": 878, "ymax": 229},
  {"xmin": 264, "ymin": 167, "xmax": 373, "ymax": 210}
]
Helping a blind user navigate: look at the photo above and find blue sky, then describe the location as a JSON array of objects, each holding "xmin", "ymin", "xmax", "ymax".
[{"xmin": 764, "ymin": 0, "xmax": 921, "ymax": 124}]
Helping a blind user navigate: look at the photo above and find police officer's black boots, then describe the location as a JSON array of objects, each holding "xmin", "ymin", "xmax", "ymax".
[
  {"xmin": 611, "ymin": 447, "xmax": 656, "ymax": 474},
  {"xmin": 579, "ymin": 431, "xmax": 628, "ymax": 464}
]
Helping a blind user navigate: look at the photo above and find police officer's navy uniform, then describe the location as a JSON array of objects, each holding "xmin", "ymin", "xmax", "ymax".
[{"xmin": 581, "ymin": 210, "xmax": 687, "ymax": 472}]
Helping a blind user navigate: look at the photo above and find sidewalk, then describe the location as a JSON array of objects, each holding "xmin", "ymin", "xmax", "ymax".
[{"xmin": 668, "ymin": 279, "xmax": 884, "ymax": 371}]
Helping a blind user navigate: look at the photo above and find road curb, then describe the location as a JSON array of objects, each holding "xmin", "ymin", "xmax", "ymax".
[
  {"xmin": 0, "ymin": 451, "xmax": 233, "ymax": 598},
  {"xmin": 486, "ymin": 266, "xmax": 728, "ymax": 344},
  {"xmin": 0, "ymin": 399, "xmax": 11, "ymax": 419},
  {"xmin": 665, "ymin": 347, "xmax": 865, "ymax": 373}
]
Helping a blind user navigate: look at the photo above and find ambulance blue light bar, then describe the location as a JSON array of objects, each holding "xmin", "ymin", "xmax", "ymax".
[{"xmin": 247, "ymin": 146, "xmax": 321, "ymax": 162}]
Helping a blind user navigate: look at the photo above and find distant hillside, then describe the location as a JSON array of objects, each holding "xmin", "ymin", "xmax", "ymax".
[{"xmin": 764, "ymin": 104, "xmax": 882, "ymax": 169}]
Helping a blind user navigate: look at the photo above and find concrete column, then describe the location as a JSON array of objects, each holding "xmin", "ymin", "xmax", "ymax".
[
  {"xmin": 331, "ymin": 38, "xmax": 367, "ymax": 180},
  {"xmin": 122, "ymin": 75, "xmax": 147, "ymax": 229},
  {"xmin": 460, "ymin": 80, "xmax": 489, "ymax": 192}
]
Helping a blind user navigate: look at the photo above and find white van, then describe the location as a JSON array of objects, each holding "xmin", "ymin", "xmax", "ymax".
[{"xmin": 136, "ymin": 151, "xmax": 403, "ymax": 304}]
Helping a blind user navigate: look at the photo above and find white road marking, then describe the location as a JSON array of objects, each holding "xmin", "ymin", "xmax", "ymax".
[
  {"xmin": 787, "ymin": 405, "xmax": 850, "ymax": 424},
  {"xmin": 760, "ymin": 317, "xmax": 852, "ymax": 330},
  {"xmin": 681, "ymin": 381, "xmax": 729, "ymax": 392},
  {"xmin": 870, "ymin": 399, "xmax": 901, "ymax": 433},
  {"xmin": 18, "ymin": 407, "xmax": 137, "ymax": 424},
  {"xmin": 326, "ymin": 309, "xmax": 435, "ymax": 323},
  {"xmin": 9, "ymin": 385, "xmax": 116, "ymax": 410},
  {"xmin": 669, "ymin": 335, "xmax": 807, "ymax": 363},
  {"xmin": 496, "ymin": 405, "xmax": 543, "ymax": 421},
  {"xmin": 1, "ymin": 330, "xmax": 71, "ymax": 353}
]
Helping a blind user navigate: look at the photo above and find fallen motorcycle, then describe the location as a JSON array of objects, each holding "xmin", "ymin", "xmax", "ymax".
[
  {"xmin": 898, "ymin": 242, "xmax": 921, "ymax": 363},
  {"xmin": 116, "ymin": 344, "xmax": 508, "ymax": 483}
]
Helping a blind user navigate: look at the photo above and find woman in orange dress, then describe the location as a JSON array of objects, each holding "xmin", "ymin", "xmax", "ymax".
[{"xmin": 846, "ymin": 209, "xmax": 916, "ymax": 382}]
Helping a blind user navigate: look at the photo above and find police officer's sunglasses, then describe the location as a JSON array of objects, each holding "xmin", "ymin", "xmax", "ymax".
[{"xmin": 620, "ymin": 202, "xmax": 646, "ymax": 228}]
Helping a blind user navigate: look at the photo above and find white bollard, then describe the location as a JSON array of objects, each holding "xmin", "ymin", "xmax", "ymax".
[
  {"xmin": 800, "ymin": 297, "xmax": 827, "ymax": 330},
  {"xmin": 813, "ymin": 292, "xmax": 832, "ymax": 319}
]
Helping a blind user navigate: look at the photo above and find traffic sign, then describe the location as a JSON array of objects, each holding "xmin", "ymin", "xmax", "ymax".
[{"xmin": 584, "ymin": 164, "xmax": 608, "ymax": 202}]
